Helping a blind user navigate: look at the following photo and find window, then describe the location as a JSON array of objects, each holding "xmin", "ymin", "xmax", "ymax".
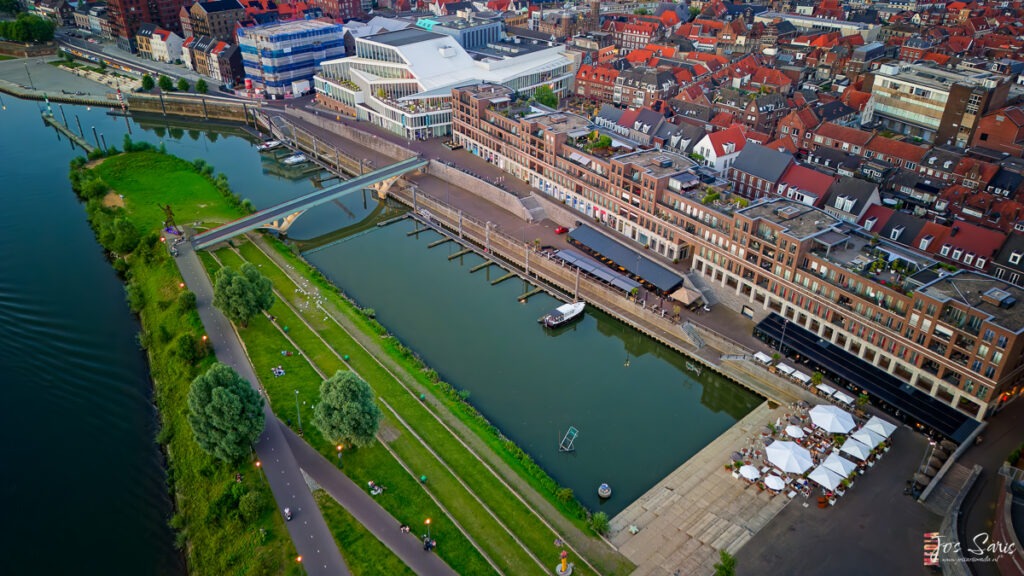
[
  {"xmin": 940, "ymin": 244, "xmax": 951, "ymax": 256},
  {"xmin": 974, "ymin": 258, "xmax": 985, "ymax": 269},
  {"xmin": 983, "ymin": 329, "xmax": 995, "ymax": 343},
  {"xmin": 964, "ymin": 253, "xmax": 974, "ymax": 266},
  {"xmin": 971, "ymin": 360, "xmax": 983, "ymax": 373},
  {"xmin": 997, "ymin": 335, "xmax": 1008, "ymax": 348},
  {"xmin": 984, "ymin": 366, "xmax": 996, "ymax": 379},
  {"xmin": 1010, "ymin": 251, "xmax": 1021, "ymax": 265},
  {"xmin": 952, "ymin": 248, "xmax": 963, "ymax": 260}
]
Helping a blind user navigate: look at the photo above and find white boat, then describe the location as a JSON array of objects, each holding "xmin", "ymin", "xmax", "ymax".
[
  {"xmin": 538, "ymin": 302, "xmax": 585, "ymax": 328},
  {"xmin": 281, "ymin": 153, "xmax": 307, "ymax": 166},
  {"xmin": 257, "ymin": 139, "xmax": 282, "ymax": 151}
]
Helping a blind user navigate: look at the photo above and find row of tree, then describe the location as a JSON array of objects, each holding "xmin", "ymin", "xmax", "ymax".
[
  {"xmin": 187, "ymin": 264, "xmax": 382, "ymax": 463},
  {"xmin": 0, "ymin": 12, "xmax": 54, "ymax": 43},
  {"xmin": 141, "ymin": 73, "xmax": 208, "ymax": 94}
]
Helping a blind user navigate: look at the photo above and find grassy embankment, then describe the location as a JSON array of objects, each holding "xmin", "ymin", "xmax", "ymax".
[
  {"xmin": 207, "ymin": 236, "xmax": 633, "ymax": 575},
  {"xmin": 256, "ymin": 238, "xmax": 633, "ymax": 574},
  {"xmin": 73, "ymin": 149, "xmax": 405, "ymax": 576},
  {"xmin": 0, "ymin": 54, "xmax": 16, "ymax": 61},
  {"xmin": 203, "ymin": 247, "xmax": 501, "ymax": 575}
]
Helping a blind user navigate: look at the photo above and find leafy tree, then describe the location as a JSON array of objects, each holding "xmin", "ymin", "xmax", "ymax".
[
  {"xmin": 107, "ymin": 217, "xmax": 141, "ymax": 253},
  {"xmin": 713, "ymin": 550, "xmax": 737, "ymax": 576},
  {"xmin": 689, "ymin": 6, "xmax": 701, "ymax": 19},
  {"xmin": 811, "ymin": 371, "xmax": 824, "ymax": 386},
  {"xmin": 633, "ymin": 7, "xmax": 649, "ymax": 14},
  {"xmin": 62, "ymin": 49, "xmax": 74, "ymax": 63},
  {"xmin": 187, "ymin": 363, "xmax": 265, "ymax": 463},
  {"xmin": 0, "ymin": 0, "xmax": 22, "ymax": 14},
  {"xmin": 0, "ymin": 13, "xmax": 54, "ymax": 42},
  {"xmin": 141, "ymin": 74, "xmax": 155, "ymax": 91},
  {"xmin": 312, "ymin": 371, "xmax": 382, "ymax": 448},
  {"xmin": 238, "ymin": 490, "xmax": 265, "ymax": 522},
  {"xmin": 533, "ymin": 84, "xmax": 558, "ymax": 108},
  {"xmin": 177, "ymin": 77, "xmax": 190, "ymax": 92},
  {"xmin": 589, "ymin": 511, "xmax": 609, "ymax": 535},
  {"xmin": 212, "ymin": 263, "xmax": 274, "ymax": 328},
  {"xmin": 158, "ymin": 74, "xmax": 173, "ymax": 91},
  {"xmin": 196, "ymin": 78, "xmax": 208, "ymax": 94}
]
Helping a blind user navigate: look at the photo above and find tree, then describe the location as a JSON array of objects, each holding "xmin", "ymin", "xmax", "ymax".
[
  {"xmin": 158, "ymin": 75, "xmax": 173, "ymax": 91},
  {"xmin": 811, "ymin": 371, "xmax": 824, "ymax": 386},
  {"xmin": 713, "ymin": 550, "xmax": 736, "ymax": 576},
  {"xmin": 633, "ymin": 7, "xmax": 649, "ymax": 14},
  {"xmin": 212, "ymin": 263, "xmax": 274, "ymax": 328},
  {"xmin": 141, "ymin": 74, "xmax": 155, "ymax": 91},
  {"xmin": 689, "ymin": 6, "xmax": 701, "ymax": 19},
  {"xmin": 187, "ymin": 363, "xmax": 265, "ymax": 463},
  {"xmin": 312, "ymin": 371, "xmax": 382, "ymax": 448},
  {"xmin": 177, "ymin": 77, "xmax": 190, "ymax": 92},
  {"xmin": 0, "ymin": 0, "xmax": 22, "ymax": 14},
  {"xmin": 107, "ymin": 217, "xmax": 141, "ymax": 253},
  {"xmin": 196, "ymin": 78, "xmax": 208, "ymax": 94},
  {"xmin": 533, "ymin": 84, "xmax": 558, "ymax": 108}
]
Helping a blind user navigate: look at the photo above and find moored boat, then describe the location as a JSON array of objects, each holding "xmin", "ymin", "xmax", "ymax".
[
  {"xmin": 257, "ymin": 139, "xmax": 282, "ymax": 151},
  {"xmin": 281, "ymin": 153, "xmax": 307, "ymax": 166},
  {"xmin": 538, "ymin": 302, "xmax": 585, "ymax": 328}
]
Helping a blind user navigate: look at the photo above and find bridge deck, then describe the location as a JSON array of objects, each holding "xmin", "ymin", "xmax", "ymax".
[{"xmin": 193, "ymin": 156, "xmax": 426, "ymax": 250}]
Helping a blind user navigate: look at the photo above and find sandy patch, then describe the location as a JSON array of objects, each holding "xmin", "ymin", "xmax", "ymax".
[{"xmin": 102, "ymin": 191, "xmax": 125, "ymax": 208}]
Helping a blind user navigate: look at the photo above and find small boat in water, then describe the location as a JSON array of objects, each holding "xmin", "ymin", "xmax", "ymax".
[
  {"xmin": 281, "ymin": 153, "xmax": 307, "ymax": 166},
  {"xmin": 258, "ymin": 139, "xmax": 282, "ymax": 151},
  {"xmin": 538, "ymin": 302, "xmax": 585, "ymax": 328}
]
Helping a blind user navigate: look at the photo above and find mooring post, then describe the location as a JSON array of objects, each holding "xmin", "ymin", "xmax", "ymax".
[
  {"xmin": 201, "ymin": 97, "xmax": 208, "ymax": 120},
  {"xmin": 458, "ymin": 210, "xmax": 463, "ymax": 239},
  {"xmin": 75, "ymin": 114, "xmax": 85, "ymax": 139},
  {"xmin": 100, "ymin": 133, "xmax": 106, "ymax": 150},
  {"xmin": 59, "ymin": 103, "xmax": 68, "ymax": 127},
  {"xmin": 575, "ymin": 267, "xmax": 580, "ymax": 300},
  {"xmin": 91, "ymin": 126, "xmax": 99, "ymax": 149},
  {"xmin": 158, "ymin": 91, "xmax": 166, "ymax": 116},
  {"xmin": 485, "ymin": 221, "xmax": 491, "ymax": 253}
]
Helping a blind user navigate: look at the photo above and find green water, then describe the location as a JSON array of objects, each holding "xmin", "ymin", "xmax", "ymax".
[{"xmin": 306, "ymin": 221, "xmax": 763, "ymax": 514}]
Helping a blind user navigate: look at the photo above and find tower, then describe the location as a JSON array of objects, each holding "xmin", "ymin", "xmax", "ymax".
[{"xmin": 589, "ymin": 0, "xmax": 600, "ymax": 32}]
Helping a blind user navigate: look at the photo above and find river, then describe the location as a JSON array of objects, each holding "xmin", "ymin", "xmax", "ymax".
[{"xmin": 306, "ymin": 222, "xmax": 762, "ymax": 513}]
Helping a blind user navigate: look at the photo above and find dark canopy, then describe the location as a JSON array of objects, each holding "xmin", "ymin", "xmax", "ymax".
[{"xmin": 568, "ymin": 225, "xmax": 684, "ymax": 293}]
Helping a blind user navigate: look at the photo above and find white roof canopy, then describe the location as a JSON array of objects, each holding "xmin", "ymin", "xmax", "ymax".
[
  {"xmin": 816, "ymin": 383, "xmax": 837, "ymax": 396},
  {"xmin": 793, "ymin": 371, "xmax": 811, "ymax": 383},
  {"xmin": 809, "ymin": 404, "xmax": 855, "ymax": 434},
  {"xmin": 785, "ymin": 425, "xmax": 805, "ymax": 439},
  {"xmin": 864, "ymin": 416, "xmax": 898, "ymax": 438},
  {"xmin": 840, "ymin": 438, "xmax": 872, "ymax": 461},
  {"xmin": 808, "ymin": 466, "xmax": 844, "ymax": 491},
  {"xmin": 777, "ymin": 363, "xmax": 795, "ymax": 375},
  {"xmin": 850, "ymin": 428, "xmax": 885, "ymax": 450},
  {"xmin": 833, "ymin": 391, "xmax": 855, "ymax": 405},
  {"xmin": 754, "ymin": 352, "xmax": 773, "ymax": 364},
  {"xmin": 821, "ymin": 453, "xmax": 858, "ymax": 478},
  {"xmin": 766, "ymin": 440, "xmax": 814, "ymax": 474}
]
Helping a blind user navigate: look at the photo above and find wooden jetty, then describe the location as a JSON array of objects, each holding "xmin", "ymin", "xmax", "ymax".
[
  {"xmin": 447, "ymin": 248, "xmax": 472, "ymax": 260},
  {"xmin": 470, "ymin": 261, "xmax": 495, "ymax": 273},
  {"xmin": 517, "ymin": 287, "xmax": 544, "ymax": 301},
  {"xmin": 42, "ymin": 113, "xmax": 95, "ymax": 152},
  {"xmin": 491, "ymin": 272, "xmax": 516, "ymax": 285},
  {"xmin": 427, "ymin": 238, "xmax": 451, "ymax": 249}
]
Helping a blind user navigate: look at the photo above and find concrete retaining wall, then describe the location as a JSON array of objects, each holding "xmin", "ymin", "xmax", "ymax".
[
  {"xmin": 425, "ymin": 160, "xmax": 527, "ymax": 219},
  {"xmin": 127, "ymin": 93, "xmax": 254, "ymax": 122},
  {"xmin": 0, "ymin": 41, "xmax": 57, "ymax": 58},
  {"xmin": 283, "ymin": 108, "xmax": 413, "ymax": 160}
]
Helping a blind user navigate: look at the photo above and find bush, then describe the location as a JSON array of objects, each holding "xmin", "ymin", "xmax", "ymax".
[
  {"xmin": 141, "ymin": 74, "xmax": 155, "ymax": 91},
  {"xmin": 239, "ymin": 490, "xmax": 265, "ymax": 522},
  {"xmin": 178, "ymin": 290, "xmax": 197, "ymax": 311},
  {"xmin": 589, "ymin": 511, "xmax": 609, "ymax": 535},
  {"xmin": 556, "ymin": 487, "xmax": 574, "ymax": 504}
]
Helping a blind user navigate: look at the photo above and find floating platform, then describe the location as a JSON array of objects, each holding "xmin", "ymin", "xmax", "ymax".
[
  {"xmin": 427, "ymin": 238, "xmax": 451, "ymax": 249},
  {"xmin": 470, "ymin": 261, "xmax": 495, "ymax": 273},
  {"xmin": 447, "ymin": 248, "xmax": 472, "ymax": 260},
  {"xmin": 517, "ymin": 287, "xmax": 543, "ymax": 301},
  {"xmin": 598, "ymin": 483, "xmax": 612, "ymax": 499},
  {"xmin": 491, "ymin": 272, "xmax": 516, "ymax": 285}
]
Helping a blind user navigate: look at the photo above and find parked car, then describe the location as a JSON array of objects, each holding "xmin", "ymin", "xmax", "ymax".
[
  {"xmin": 555, "ymin": 226, "xmax": 569, "ymax": 235},
  {"xmin": 443, "ymin": 141, "xmax": 463, "ymax": 150}
]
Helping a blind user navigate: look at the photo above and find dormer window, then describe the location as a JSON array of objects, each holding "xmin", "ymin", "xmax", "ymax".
[
  {"xmin": 975, "ymin": 257, "xmax": 986, "ymax": 269},
  {"xmin": 964, "ymin": 253, "xmax": 975, "ymax": 266},
  {"xmin": 1010, "ymin": 251, "xmax": 1022, "ymax": 265},
  {"xmin": 864, "ymin": 216, "xmax": 877, "ymax": 231},
  {"xmin": 952, "ymin": 248, "xmax": 963, "ymax": 260},
  {"xmin": 943, "ymin": 160, "xmax": 953, "ymax": 169},
  {"xmin": 919, "ymin": 235, "xmax": 934, "ymax": 250},
  {"xmin": 940, "ymin": 244, "xmax": 952, "ymax": 256},
  {"xmin": 890, "ymin": 225, "xmax": 904, "ymax": 240}
]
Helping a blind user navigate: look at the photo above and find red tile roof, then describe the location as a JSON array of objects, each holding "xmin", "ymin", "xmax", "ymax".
[
  {"xmin": 814, "ymin": 122, "xmax": 873, "ymax": 146},
  {"xmin": 859, "ymin": 205, "xmax": 894, "ymax": 230},
  {"xmin": 706, "ymin": 125, "xmax": 747, "ymax": 156},
  {"xmin": 710, "ymin": 111, "xmax": 735, "ymax": 128},
  {"xmin": 865, "ymin": 137, "xmax": 928, "ymax": 164},
  {"xmin": 764, "ymin": 137, "xmax": 799, "ymax": 154},
  {"xmin": 780, "ymin": 164, "xmax": 835, "ymax": 204}
]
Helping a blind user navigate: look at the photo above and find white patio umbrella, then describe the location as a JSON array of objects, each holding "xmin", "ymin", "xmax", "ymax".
[
  {"xmin": 785, "ymin": 425, "xmax": 805, "ymax": 439},
  {"xmin": 808, "ymin": 466, "xmax": 844, "ymax": 491},
  {"xmin": 809, "ymin": 404, "xmax": 856, "ymax": 434},
  {"xmin": 840, "ymin": 438, "xmax": 873, "ymax": 461},
  {"xmin": 766, "ymin": 440, "xmax": 814, "ymax": 474},
  {"xmin": 850, "ymin": 428, "xmax": 885, "ymax": 450},
  {"xmin": 764, "ymin": 475, "xmax": 785, "ymax": 491},
  {"xmin": 821, "ymin": 453, "xmax": 857, "ymax": 478},
  {"xmin": 863, "ymin": 416, "xmax": 898, "ymax": 439},
  {"xmin": 739, "ymin": 465, "xmax": 760, "ymax": 480}
]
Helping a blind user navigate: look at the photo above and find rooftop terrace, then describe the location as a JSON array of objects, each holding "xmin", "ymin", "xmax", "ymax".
[
  {"xmin": 739, "ymin": 199, "xmax": 842, "ymax": 239},
  {"xmin": 918, "ymin": 272, "xmax": 1024, "ymax": 332},
  {"xmin": 615, "ymin": 149, "xmax": 696, "ymax": 179}
]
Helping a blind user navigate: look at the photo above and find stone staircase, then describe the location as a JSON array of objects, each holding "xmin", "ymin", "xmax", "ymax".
[
  {"xmin": 519, "ymin": 195, "xmax": 547, "ymax": 223},
  {"xmin": 922, "ymin": 462, "xmax": 973, "ymax": 516},
  {"xmin": 686, "ymin": 271, "xmax": 719, "ymax": 306},
  {"xmin": 681, "ymin": 322, "xmax": 706, "ymax": 349}
]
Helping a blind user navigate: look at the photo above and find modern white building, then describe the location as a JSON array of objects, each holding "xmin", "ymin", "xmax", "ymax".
[
  {"xmin": 314, "ymin": 27, "xmax": 574, "ymax": 139},
  {"xmin": 754, "ymin": 11, "xmax": 880, "ymax": 42}
]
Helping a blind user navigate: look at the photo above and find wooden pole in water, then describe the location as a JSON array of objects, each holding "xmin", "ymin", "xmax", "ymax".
[
  {"xmin": 525, "ymin": 245, "xmax": 530, "ymax": 277},
  {"xmin": 575, "ymin": 267, "xmax": 580, "ymax": 300},
  {"xmin": 458, "ymin": 210, "xmax": 463, "ymax": 239}
]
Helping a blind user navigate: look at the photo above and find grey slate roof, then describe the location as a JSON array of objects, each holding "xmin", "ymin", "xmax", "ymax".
[
  {"xmin": 878, "ymin": 211, "xmax": 926, "ymax": 246},
  {"xmin": 993, "ymin": 233, "xmax": 1024, "ymax": 272},
  {"xmin": 824, "ymin": 176, "xmax": 877, "ymax": 210},
  {"xmin": 198, "ymin": 0, "xmax": 244, "ymax": 13},
  {"xmin": 731, "ymin": 143, "xmax": 793, "ymax": 183}
]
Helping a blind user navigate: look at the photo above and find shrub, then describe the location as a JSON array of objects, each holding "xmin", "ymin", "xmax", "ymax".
[
  {"xmin": 589, "ymin": 511, "xmax": 609, "ymax": 535},
  {"xmin": 239, "ymin": 490, "xmax": 265, "ymax": 522}
]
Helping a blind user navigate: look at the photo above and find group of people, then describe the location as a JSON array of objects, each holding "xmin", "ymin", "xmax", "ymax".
[
  {"xmin": 368, "ymin": 480, "xmax": 386, "ymax": 496},
  {"xmin": 272, "ymin": 365, "xmax": 286, "ymax": 377}
]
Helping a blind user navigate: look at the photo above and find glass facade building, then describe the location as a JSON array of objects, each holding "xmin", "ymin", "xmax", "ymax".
[{"xmin": 238, "ymin": 20, "xmax": 345, "ymax": 97}]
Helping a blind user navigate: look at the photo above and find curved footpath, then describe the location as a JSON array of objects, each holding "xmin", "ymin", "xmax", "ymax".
[
  {"xmin": 174, "ymin": 242, "xmax": 350, "ymax": 576},
  {"xmin": 177, "ymin": 241, "xmax": 458, "ymax": 575}
]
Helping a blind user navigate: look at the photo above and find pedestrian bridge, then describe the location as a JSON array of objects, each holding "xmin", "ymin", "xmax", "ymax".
[{"xmin": 192, "ymin": 155, "xmax": 427, "ymax": 250}]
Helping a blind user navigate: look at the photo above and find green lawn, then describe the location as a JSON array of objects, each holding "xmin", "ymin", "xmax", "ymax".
[
  {"xmin": 0, "ymin": 54, "xmax": 16, "ymax": 61},
  {"xmin": 314, "ymin": 491, "xmax": 415, "ymax": 576},
  {"xmin": 72, "ymin": 155, "xmax": 302, "ymax": 576},
  {"xmin": 231, "ymin": 240, "xmax": 612, "ymax": 575},
  {"xmin": 95, "ymin": 152, "xmax": 241, "ymax": 233},
  {"xmin": 204, "ymin": 247, "xmax": 496, "ymax": 576}
]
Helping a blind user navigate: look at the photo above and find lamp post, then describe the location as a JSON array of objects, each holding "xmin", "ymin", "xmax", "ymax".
[
  {"xmin": 424, "ymin": 518, "xmax": 431, "ymax": 540},
  {"xmin": 294, "ymin": 390, "xmax": 302, "ymax": 434},
  {"xmin": 918, "ymin": 439, "xmax": 937, "ymax": 475},
  {"xmin": 336, "ymin": 444, "xmax": 343, "ymax": 466}
]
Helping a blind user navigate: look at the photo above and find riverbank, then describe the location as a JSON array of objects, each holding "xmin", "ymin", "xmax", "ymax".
[{"xmin": 69, "ymin": 147, "xmax": 303, "ymax": 576}]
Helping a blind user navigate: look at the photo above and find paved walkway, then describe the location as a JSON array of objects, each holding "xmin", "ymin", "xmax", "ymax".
[
  {"xmin": 174, "ymin": 243, "xmax": 350, "ymax": 576},
  {"xmin": 282, "ymin": 426, "xmax": 459, "ymax": 576},
  {"xmin": 608, "ymin": 402, "xmax": 794, "ymax": 576}
]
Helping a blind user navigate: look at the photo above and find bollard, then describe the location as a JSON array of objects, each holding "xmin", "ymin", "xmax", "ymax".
[
  {"xmin": 343, "ymin": 355, "xmax": 350, "ymax": 361},
  {"xmin": 420, "ymin": 475, "xmax": 427, "ymax": 484},
  {"xmin": 419, "ymin": 393, "xmax": 426, "ymax": 401}
]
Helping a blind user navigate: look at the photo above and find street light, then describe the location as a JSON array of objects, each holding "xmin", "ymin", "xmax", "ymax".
[
  {"xmin": 295, "ymin": 390, "xmax": 302, "ymax": 434},
  {"xmin": 425, "ymin": 518, "xmax": 431, "ymax": 540},
  {"xmin": 336, "ymin": 444, "xmax": 344, "ymax": 466},
  {"xmin": 779, "ymin": 318, "xmax": 789, "ymax": 354}
]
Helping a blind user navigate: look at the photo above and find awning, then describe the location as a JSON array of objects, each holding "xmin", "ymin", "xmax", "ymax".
[
  {"xmin": 834, "ymin": 391, "xmax": 855, "ymax": 405},
  {"xmin": 754, "ymin": 352, "xmax": 773, "ymax": 364},
  {"xmin": 816, "ymin": 384, "xmax": 837, "ymax": 396},
  {"xmin": 568, "ymin": 225, "xmax": 684, "ymax": 293},
  {"xmin": 568, "ymin": 152, "xmax": 592, "ymax": 167},
  {"xmin": 670, "ymin": 286, "xmax": 702, "ymax": 305},
  {"xmin": 777, "ymin": 363, "xmax": 795, "ymax": 375},
  {"xmin": 554, "ymin": 249, "xmax": 639, "ymax": 293},
  {"xmin": 864, "ymin": 416, "xmax": 898, "ymax": 438},
  {"xmin": 793, "ymin": 371, "xmax": 811, "ymax": 384}
]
